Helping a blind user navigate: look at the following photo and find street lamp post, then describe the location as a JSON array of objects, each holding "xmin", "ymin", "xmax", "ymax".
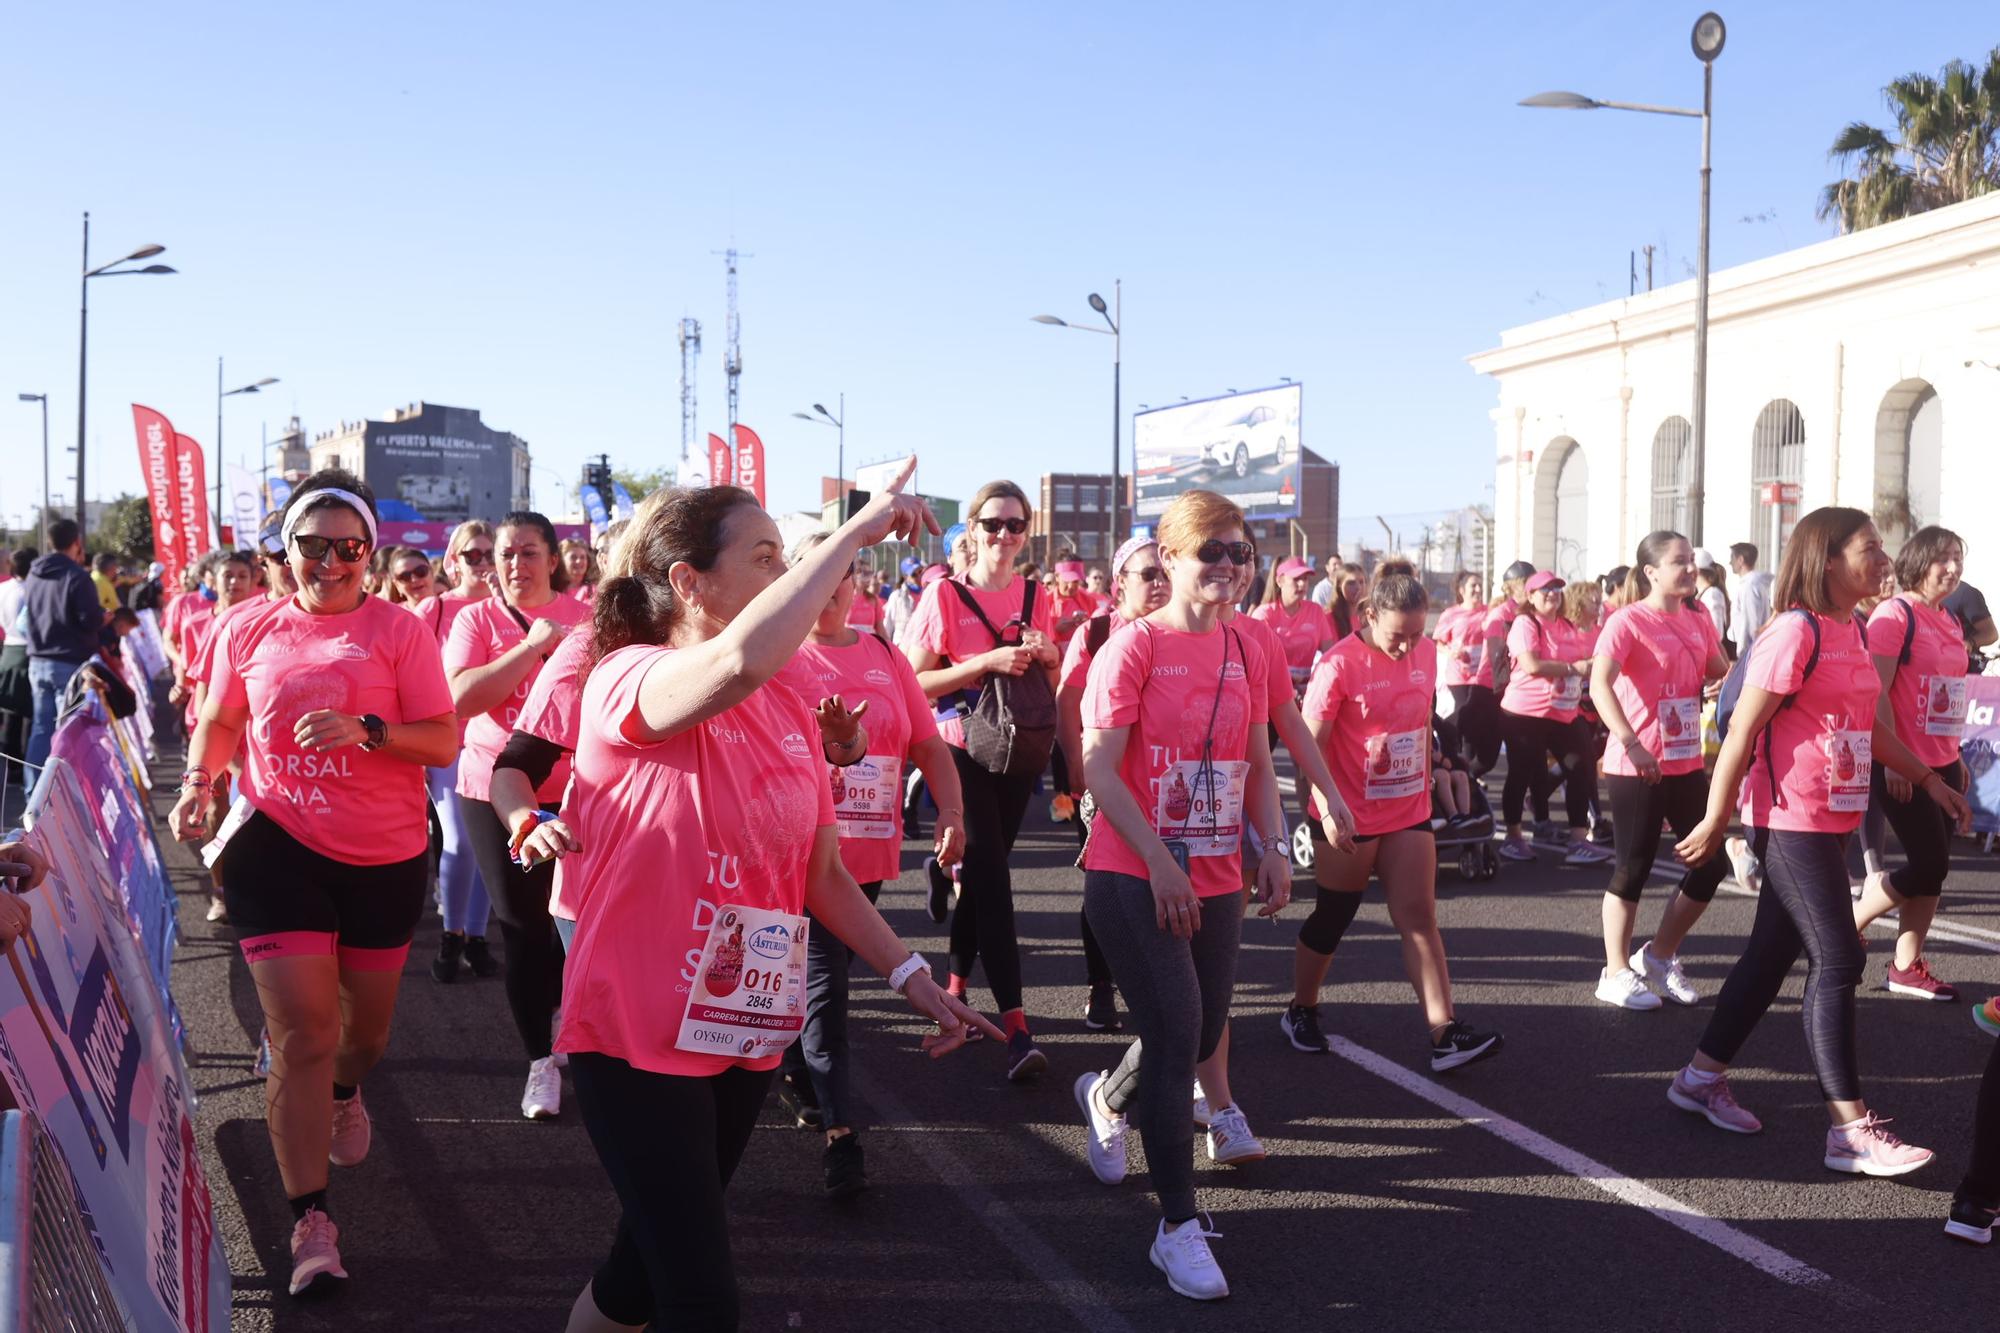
[
  {"xmin": 76, "ymin": 213, "xmax": 175, "ymax": 544},
  {"xmin": 791, "ymin": 396, "xmax": 846, "ymax": 512},
  {"xmin": 1032, "ymin": 279, "xmax": 1122, "ymax": 563},
  {"xmin": 1520, "ymin": 12, "xmax": 1725, "ymax": 544},
  {"xmin": 218, "ymin": 361, "xmax": 278, "ymax": 545},
  {"xmin": 529, "ymin": 464, "xmax": 569, "ymax": 519},
  {"xmin": 17, "ymin": 394, "xmax": 49, "ymax": 546}
]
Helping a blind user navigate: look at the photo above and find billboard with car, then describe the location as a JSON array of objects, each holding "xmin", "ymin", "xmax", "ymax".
[{"xmin": 1133, "ymin": 384, "xmax": 1302, "ymax": 520}]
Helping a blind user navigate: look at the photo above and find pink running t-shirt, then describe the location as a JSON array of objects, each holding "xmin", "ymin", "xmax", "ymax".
[
  {"xmin": 413, "ymin": 591, "xmax": 482, "ymax": 646},
  {"xmin": 1597, "ymin": 603, "xmax": 1719, "ymax": 778},
  {"xmin": 1080, "ymin": 620, "xmax": 1269, "ymax": 898},
  {"xmin": 846, "ymin": 592, "xmax": 881, "ymax": 632},
  {"xmin": 1230, "ymin": 613, "xmax": 1299, "ymax": 717},
  {"xmin": 1303, "ymin": 633, "xmax": 1437, "ymax": 836},
  {"xmin": 905, "ymin": 576, "xmax": 1054, "ymax": 749},
  {"xmin": 208, "ymin": 594, "xmax": 454, "ymax": 864},
  {"xmin": 1060, "ymin": 611, "xmax": 1130, "ymax": 693},
  {"xmin": 444, "ymin": 592, "xmax": 593, "ymax": 802},
  {"xmin": 1435, "ymin": 603, "xmax": 1491, "ymax": 689},
  {"xmin": 1502, "ymin": 614, "xmax": 1588, "ymax": 720},
  {"xmin": 1051, "ymin": 587, "xmax": 1098, "ymax": 649},
  {"xmin": 1249, "ymin": 599, "xmax": 1333, "ymax": 692},
  {"xmin": 1867, "ymin": 594, "xmax": 1966, "ymax": 769},
  {"xmin": 776, "ymin": 632, "xmax": 939, "ymax": 885},
  {"xmin": 1740, "ymin": 610, "xmax": 1878, "ymax": 833},
  {"xmin": 556, "ymin": 645, "xmax": 835, "ymax": 1078},
  {"xmin": 513, "ymin": 628, "xmax": 596, "ymax": 921}
]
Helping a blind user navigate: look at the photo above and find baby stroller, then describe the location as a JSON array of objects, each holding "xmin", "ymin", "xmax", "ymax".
[{"xmin": 1289, "ymin": 712, "xmax": 1498, "ymax": 881}]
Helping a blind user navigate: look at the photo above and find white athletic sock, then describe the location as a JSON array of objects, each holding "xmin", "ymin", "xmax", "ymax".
[{"xmin": 1682, "ymin": 1065, "xmax": 1720, "ymax": 1086}]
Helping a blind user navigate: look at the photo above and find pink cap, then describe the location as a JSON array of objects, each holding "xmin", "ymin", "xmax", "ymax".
[
  {"xmin": 1524, "ymin": 570, "xmax": 1565, "ymax": 593},
  {"xmin": 1274, "ymin": 556, "xmax": 1314, "ymax": 579},
  {"xmin": 1054, "ymin": 559, "xmax": 1086, "ymax": 580}
]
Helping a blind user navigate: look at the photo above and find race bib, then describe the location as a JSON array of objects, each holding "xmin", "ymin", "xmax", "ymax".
[
  {"xmin": 828, "ymin": 755, "xmax": 902, "ymax": 840},
  {"xmin": 675, "ymin": 904, "xmax": 809, "ymax": 1060},
  {"xmin": 1554, "ymin": 673, "xmax": 1585, "ymax": 707},
  {"xmin": 1658, "ymin": 696, "xmax": 1701, "ymax": 763},
  {"xmin": 1155, "ymin": 759, "xmax": 1248, "ymax": 857},
  {"xmin": 1364, "ymin": 728, "xmax": 1428, "ymax": 801},
  {"xmin": 200, "ymin": 792, "xmax": 255, "ymax": 869},
  {"xmin": 1921, "ymin": 675, "xmax": 1968, "ymax": 738},
  {"xmin": 1462, "ymin": 642, "xmax": 1484, "ymax": 671},
  {"xmin": 1824, "ymin": 728, "xmax": 1872, "ymax": 813}
]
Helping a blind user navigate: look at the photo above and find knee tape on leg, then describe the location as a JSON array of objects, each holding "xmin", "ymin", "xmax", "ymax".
[{"xmin": 1298, "ymin": 887, "xmax": 1364, "ymax": 955}]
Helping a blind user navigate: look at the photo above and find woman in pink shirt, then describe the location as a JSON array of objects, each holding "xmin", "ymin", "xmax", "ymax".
[
  {"xmin": 771, "ymin": 530, "xmax": 966, "ymax": 1198},
  {"xmin": 415, "ymin": 520, "xmax": 498, "ymax": 980},
  {"xmin": 1071, "ymin": 489, "xmax": 1296, "ymax": 1302},
  {"xmin": 169, "ymin": 471, "xmax": 459, "ymax": 1298},
  {"xmin": 1852, "ymin": 525, "xmax": 1972, "ymax": 1001},
  {"xmin": 1497, "ymin": 571, "xmax": 1609, "ymax": 866},
  {"xmin": 1327, "ymin": 561, "xmax": 1366, "ymax": 641},
  {"xmin": 1588, "ymin": 532, "xmax": 1730, "ymax": 1012},
  {"xmin": 1250, "ymin": 556, "xmax": 1334, "ymax": 697},
  {"xmin": 903, "ymin": 479, "xmax": 1061, "ymax": 1082},
  {"xmin": 1671, "ymin": 508, "xmax": 1972, "ymax": 1172},
  {"xmin": 1436, "ymin": 571, "xmax": 1501, "ymax": 775},
  {"xmin": 553, "ymin": 467, "xmax": 993, "ymax": 1331},
  {"xmin": 444, "ymin": 511, "xmax": 593, "ymax": 1121},
  {"xmin": 560, "ymin": 537, "xmax": 599, "ymax": 605},
  {"xmin": 1284, "ymin": 571, "xmax": 1504, "ymax": 1073}
]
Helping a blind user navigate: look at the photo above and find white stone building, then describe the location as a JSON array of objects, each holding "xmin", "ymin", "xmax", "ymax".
[{"xmin": 1469, "ymin": 192, "xmax": 2000, "ymax": 591}]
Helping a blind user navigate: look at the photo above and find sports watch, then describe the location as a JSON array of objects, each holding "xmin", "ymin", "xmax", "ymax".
[{"xmin": 359, "ymin": 713, "xmax": 388, "ymax": 751}]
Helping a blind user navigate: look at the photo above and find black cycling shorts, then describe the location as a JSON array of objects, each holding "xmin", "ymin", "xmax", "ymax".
[{"xmin": 217, "ymin": 810, "xmax": 429, "ymax": 970}]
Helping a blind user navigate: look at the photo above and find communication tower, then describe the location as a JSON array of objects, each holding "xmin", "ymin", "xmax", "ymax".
[
  {"xmin": 678, "ymin": 317, "xmax": 702, "ymax": 463},
  {"xmin": 715, "ymin": 248, "xmax": 751, "ymax": 440}
]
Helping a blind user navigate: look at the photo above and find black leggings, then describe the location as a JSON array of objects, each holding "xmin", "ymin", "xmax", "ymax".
[
  {"xmin": 1872, "ymin": 761, "xmax": 1964, "ymax": 898},
  {"xmin": 778, "ymin": 881, "xmax": 880, "ymax": 1131},
  {"xmin": 456, "ymin": 795, "xmax": 564, "ymax": 1061},
  {"xmin": 1500, "ymin": 710, "xmax": 1591, "ymax": 828},
  {"xmin": 1697, "ymin": 828, "xmax": 1865, "ymax": 1102},
  {"xmin": 948, "ymin": 746, "xmax": 1034, "ymax": 1012},
  {"xmin": 571, "ymin": 1053, "xmax": 773, "ymax": 1331},
  {"xmin": 1448, "ymin": 685, "xmax": 1502, "ymax": 777},
  {"xmin": 1603, "ymin": 772, "xmax": 1728, "ymax": 904},
  {"xmin": 1959, "ymin": 1036, "xmax": 2000, "ymax": 1206}
]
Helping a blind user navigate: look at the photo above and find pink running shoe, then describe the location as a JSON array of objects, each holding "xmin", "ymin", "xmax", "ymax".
[
  {"xmin": 1975, "ymin": 998, "xmax": 2000, "ymax": 1039},
  {"xmin": 329, "ymin": 1090, "xmax": 371, "ymax": 1167},
  {"xmin": 1825, "ymin": 1113, "xmax": 1933, "ymax": 1177},
  {"xmin": 1885, "ymin": 957, "xmax": 1957, "ymax": 1002},
  {"xmin": 1667, "ymin": 1068, "xmax": 1762, "ymax": 1134},
  {"xmin": 288, "ymin": 1207, "xmax": 348, "ymax": 1296}
]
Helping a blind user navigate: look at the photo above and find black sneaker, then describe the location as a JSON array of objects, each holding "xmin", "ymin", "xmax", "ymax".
[
  {"xmin": 1005, "ymin": 1029, "xmax": 1047, "ymax": 1082},
  {"xmin": 430, "ymin": 932, "xmax": 464, "ymax": 984},
  {"xmin": 823, "ymin": 1133, "xmax": 868, "ymax": 1200},
  {"xmin": 462, "ymin": 935, "xmax": 499, "ymax": 978},
  {"xmin": 1279, "ymin": 1004, "xmax": 1330, "ymax": 1053},
  {"xmin": 1946, "ymin": 1192, "xmax": 1999, "ymax": 1245},
  {"xmin": 1430, "ymin": 1020, "xmax": 1504, "ymax": 1072},
  {"xmin": 925, "ymin": 857, "xmax": 952, "ymax": 924},
  {"xmin": 1083, "ymin": 984, "xmax": 1123, "ymax": 1032},
  {"xmin": 778, "ymin": 1073, "xmax": 823, "ymax": 1129},
  {"xmin": 1592, "ymin": 818, "xmax": 1616, "ymax": 848}
]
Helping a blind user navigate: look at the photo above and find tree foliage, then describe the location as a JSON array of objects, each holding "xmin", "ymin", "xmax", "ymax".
[
  {"xmin": 94, "ymin": 494, "xmax": 155, "ymax": 561},
  {"xmin": 1820, "ymin": 48, "xmax": 2000, "ymax": 233},
  {"xmin": 611, "ymin": 466, "xmax": 676, "ymax": 501}
]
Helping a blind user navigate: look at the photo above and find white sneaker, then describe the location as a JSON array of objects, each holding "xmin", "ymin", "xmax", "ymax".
[
  {"xmin": 1631, "ymin": 946, "xmax": 1699, "ymax": 1005},
  {"xmin": 1205, "ymin": 1105, "xmax": 1265, "ymax": 1165},
  {"xmin": 1073, "ymin": 1072, "xmax": 1127, "ymax": 1185},
  {"xmin": 1149, "ymin": 1215, "xmax": 1228, "ymax": 1301},
  {"xmin": 521, "ymin": 1056, "xmax": 562, "ymax": 1120},
  {"xmin": 1595, "ymin": 966, "xmax": 1662, "ymax": 1010},
  {"xmin": 1563, "ymin": 841, "xmax": 1613, "ymax": 867},
  {"xmin": 1192, "ymin": 1079, "xmax": 1213, "ymax": 1128},
  {"xmin": 205, "ymin": 896, "xmax": 228, "ymax": 923},
  {"xmin": 1725, "ymin": 835, "xmax": 1762, "ymax": 892}
]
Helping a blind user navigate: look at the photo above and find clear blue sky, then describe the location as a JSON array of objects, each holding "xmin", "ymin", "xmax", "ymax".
[{"xmin": 2, "ymin": 1, "xmax": 1989, "ymax": 535}]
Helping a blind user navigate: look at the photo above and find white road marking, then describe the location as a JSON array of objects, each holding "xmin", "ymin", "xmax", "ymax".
[{"xmin": 1325, "ymin": 1035, "xmax": 1849, "ymax": 1294}]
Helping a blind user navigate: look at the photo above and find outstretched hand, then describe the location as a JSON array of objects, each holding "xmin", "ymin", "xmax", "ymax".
[{"xmin": 845, "ymin": 456, "xmax": 940, "ymax": 548}]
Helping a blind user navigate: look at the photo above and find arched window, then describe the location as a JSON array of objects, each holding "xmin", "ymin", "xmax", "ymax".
[
  {"xmin": 1750, "ymin": 400, "xmax": 1806, "ymax": 567},
  {"xmin": 1873, "ymin": 380, "xmax": 1940, "ymax": 548},
  {"xmin": 1552, "ymin": 442, "xmax": 1591, "ymax": 583},
  {"xmin": 1650, "ymin": 417, "xmax": 1692, "ymax": 533}
]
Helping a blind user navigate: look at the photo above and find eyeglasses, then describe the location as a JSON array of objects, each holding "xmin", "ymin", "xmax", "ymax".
[
  {"xmin": 1193, "ymin": 540, "xmax": 1255, "ymax": 567},
  {"xmin": 458, "ymin": 549, "xmax": 492, "ymax": 566},
  {"xmin": 293, "ymin": 534, "xmax": 370, "ymax": 564},
  {"xmin": 976, "ymin": 517, "xmax": 1028, "ymax": 536},
  {"xmin": 1124, "ymin": 565, "xmax": 1166, "ymax": 583},
  {"xmin": 394, "ymin": 566, "xmax": 433, "ymax": 583}
]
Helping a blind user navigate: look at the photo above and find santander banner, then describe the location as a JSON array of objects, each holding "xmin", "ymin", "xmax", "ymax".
[
  {"xmin": 733, "ymin": 424, "xmax": 767, "ymax": 507},
  {"xmin": 131, "ymin": 405, "xmax": 188, "ymax": 588},
  {"xmin": 708, "ymin": 432, "xmax": 734, "ymax": 487},
  {"xmin": 173, "ymin": 435, "xmax": 211, "ymax": 559}
]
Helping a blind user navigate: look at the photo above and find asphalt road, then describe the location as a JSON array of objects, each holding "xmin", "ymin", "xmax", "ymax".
[{"xmin": 151, "ymin": 759, "xmax": 2000, "ymax": 1333}]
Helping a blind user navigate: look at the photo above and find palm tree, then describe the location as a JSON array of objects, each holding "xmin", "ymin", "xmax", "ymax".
[{"xmin": 1818, "ymin": 48, "xmax": 2000, "ymax": 233}]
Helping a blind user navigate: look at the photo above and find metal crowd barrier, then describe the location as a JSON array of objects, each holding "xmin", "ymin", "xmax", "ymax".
[{"xmin": 0, "ymin": 1108, "xmax": 126, "ymax": 1333}]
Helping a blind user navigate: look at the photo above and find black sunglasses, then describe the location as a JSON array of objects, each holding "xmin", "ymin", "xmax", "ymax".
[
  {"xmin": 458, "ymin": 549, "xmax": 492, "ymax": 566},
  {"xmin": 1124, "ymin": 565, "xmax": 1166, "ymax": 582},
  {"xmin": 394, "ymin": 565, "xmax": 433, "ymax": 582},
  {"xmin": 294, "ymin": 534, "xmax": 370, "ymax": 564},
  {"xmin": 976, "ymin": 517, "xmax": 1028, "ymax": 536},
  {"xmin": 1193, "ymin": 539, "xmax": 1255, "ymax": 567}
]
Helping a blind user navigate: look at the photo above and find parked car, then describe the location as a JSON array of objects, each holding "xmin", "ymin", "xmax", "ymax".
[{"xmin": 1201, "ymin": 404, "xmax": 1291, "ymax": 478}]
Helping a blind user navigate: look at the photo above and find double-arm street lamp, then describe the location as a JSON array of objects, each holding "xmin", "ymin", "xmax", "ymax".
[
  {"xmin": 218, "ymin": 362, "xmax": 278, "ymax": 544},
  {"xmin": 1521, "ymin": 12, "xmax": 1725, "ymax": 543},
  {"xmin": 791, "ymin": 396, "xmax": 846, "ymax": 511},
  {"xmin": 1032, "ymin": 281, "xmax": 1121, "ymax": 563},
  {"xmin": 17, "ymin": 394, "xmax": 49, "ymax": 546},
  {"xmin": 77, "ymin": 213, "xmax": 175, "ymax": 543}
]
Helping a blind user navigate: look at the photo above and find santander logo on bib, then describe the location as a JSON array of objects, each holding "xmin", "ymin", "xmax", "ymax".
[{"xmin": 781, "ymin": 732, "xmax": 812, "ymax": 759}]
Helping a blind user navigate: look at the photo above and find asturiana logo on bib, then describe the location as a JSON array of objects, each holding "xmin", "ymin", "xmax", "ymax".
[
  {"xmin": 748, "ymin": 923, "xmax": 792, "ymax": 960},
  {"xmin": 781, "ymin": 732, "xmax": 812, "ymax": 759},
  {"xmin": 1221, "ymin": 662, "xmax": 1248, "ymax": 681},
  {"xmin": 865, "ymin": 668, "xmax": 893, "ymax": 686}
]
